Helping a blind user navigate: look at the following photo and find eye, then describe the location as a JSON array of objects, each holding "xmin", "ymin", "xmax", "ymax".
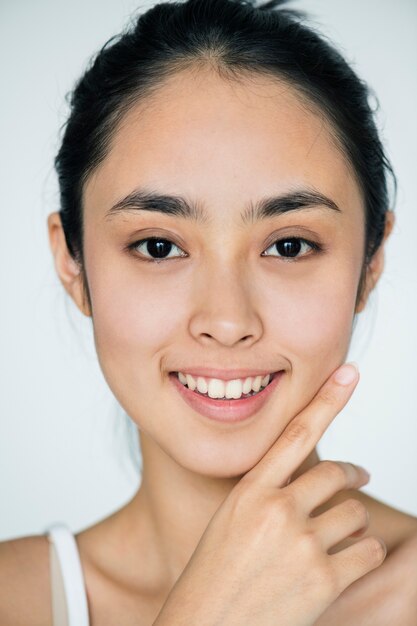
[
  {"xmin": 262, "ymin": 237, "xmax": 322, "ymax": 261},
  {"xmin": 127, "ymin": 235, "xmax": 323, "ymax": 263},
  {"xmin": 127, "ymin": 237, "xmax": 187, "ymax": 262}
]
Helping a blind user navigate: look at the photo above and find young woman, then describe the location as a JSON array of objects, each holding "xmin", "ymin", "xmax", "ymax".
[{"xmin": 2, "ymin": 0, "xmax": 416, "ymax": 624}]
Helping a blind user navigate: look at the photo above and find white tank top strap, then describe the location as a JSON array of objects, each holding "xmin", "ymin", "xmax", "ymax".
[{"xmin": 45, "ymin": 522, "xmax": 90, "ymax": 626}]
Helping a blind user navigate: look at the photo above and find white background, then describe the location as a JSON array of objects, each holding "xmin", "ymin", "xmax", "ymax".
[{"xmin": 1, "ymin": 0, "xmax": 416, "ymax": 540}]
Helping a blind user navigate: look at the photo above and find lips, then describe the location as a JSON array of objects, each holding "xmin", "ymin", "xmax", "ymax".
[{"xmin": 169, "ymin": 370, "xmax": 284, "ymax": 424}]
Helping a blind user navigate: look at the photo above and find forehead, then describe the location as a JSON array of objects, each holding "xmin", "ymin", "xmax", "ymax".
[{"xmin": 84, "ymin": 68, "xmax": 363, "ymax": 221}]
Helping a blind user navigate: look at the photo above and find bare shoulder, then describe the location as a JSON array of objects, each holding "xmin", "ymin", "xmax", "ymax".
[
  {"xmin": 374, "ymin": 529, "xmax": 417, "ymax": 624},
  {"xmin": 318, "ymin": 487, "xmax": 417, "ymax": 554},
  {"xmin": 328, "ymin": 529, "xmax": 417, "ymax": 625},
  {"xmin": 314, "ymin": 496, "xmax": 417, "ymax": 626},
  {"xmin": 357, "ymin": 489, "xmax": 417, "ymax": 551},
  {"xmin": 0, "ymin": 534, "xmax": 52, "ymax": 626}
]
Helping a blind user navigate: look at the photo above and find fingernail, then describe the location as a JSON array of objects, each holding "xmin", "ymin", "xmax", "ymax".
[
  {"xmin": 334, "ymin": 362, "xmax": 359, "ymax": 385},
  {"xmin": 358, "ymin": 466, "xmax": 371, "ymax": 479}
]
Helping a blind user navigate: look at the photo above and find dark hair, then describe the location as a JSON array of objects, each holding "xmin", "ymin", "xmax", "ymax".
[{"xmin": 55, "ymin": 0, "xmax": 397, "ymax": 315}]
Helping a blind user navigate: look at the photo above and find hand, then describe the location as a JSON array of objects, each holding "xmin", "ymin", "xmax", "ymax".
[{"xmin": 153, "ymin": 362, "xmax": 386, "ymax": 626}]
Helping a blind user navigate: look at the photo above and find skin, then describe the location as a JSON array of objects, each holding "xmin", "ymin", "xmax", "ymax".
[{"xmin": 45, "ymin": 66, "xmax": 416, "ymax": 623}]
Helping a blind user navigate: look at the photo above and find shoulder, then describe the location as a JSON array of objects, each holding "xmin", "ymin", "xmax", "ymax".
[
  {"xmin": 0, "ymin": 534, "xmax": 52, "ymax": 626},
  {"xmin": 315, "ymin": 493, "xmax": 417, "ymax": 626},
  {"xmin": 314, "ymin": 529, "xmax": 417, "ymax": 625},
  {"xmin": 359, "ymin": 490, "xmax": 417, "ymax": 552},
  {"xmin": 383, "ymin": 529, "xmax": 417, "ymax": 623},
  {"xmin": 358, "ymin": 528, "xmax": 417, "ymax": 624},
  {"xmin": 324, "ymin": 487, "xmax": 417, "ymax": 554}
]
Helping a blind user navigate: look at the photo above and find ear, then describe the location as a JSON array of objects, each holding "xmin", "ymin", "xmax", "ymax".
[
  {"xmin": 355, "ymin": 210, "xmax": 395, "ymax": 314},
  {"xmin": 47, "ymin": 211, "xmax": 92, "ymax": 317}
]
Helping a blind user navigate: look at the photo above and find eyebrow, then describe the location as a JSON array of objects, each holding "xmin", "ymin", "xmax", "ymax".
[{"xmin": 104, "ymin": 185, "xmax": 341, "ymax": 225}]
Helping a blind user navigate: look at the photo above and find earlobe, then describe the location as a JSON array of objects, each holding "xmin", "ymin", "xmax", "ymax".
[
  {"xmin": 355, "ymin": 259, "xmax": 381, "ymax": 314},
  {"xmin": 354, "ymin": 210, "xmax": 395, "ymax": 314},
  {"xmin": 47, "ymin": 212, "xmax": 92, "ymax": 317}
]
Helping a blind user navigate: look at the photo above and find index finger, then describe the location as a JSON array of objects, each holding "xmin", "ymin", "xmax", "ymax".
[{"xmin": 244, "ymin": 362, "xmax": 360, "ymax": 489}]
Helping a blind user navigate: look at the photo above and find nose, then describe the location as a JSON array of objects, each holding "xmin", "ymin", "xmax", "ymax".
[{"xmin": 188, "ymin": 265, "xmax": 263, "ymax": 348}]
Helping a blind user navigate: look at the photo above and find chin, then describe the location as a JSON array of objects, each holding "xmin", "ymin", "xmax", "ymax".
[{"xmin": 170, "ymin": 438, "xmax": 270, "ymax": 480}]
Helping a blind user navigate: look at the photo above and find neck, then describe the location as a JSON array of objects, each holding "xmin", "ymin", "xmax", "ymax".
[{"xmin": 118, "ymin": 429, "xmax": 321, "ymax": 592}]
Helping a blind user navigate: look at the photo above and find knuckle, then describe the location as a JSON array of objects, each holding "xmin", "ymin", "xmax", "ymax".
[
  {"xmin": 317, "ymin": 385, "xmax": 338, "ymax": 406},
  {"xmin": 282, "ymin": 420, "xmax": 311, "ymax": 446},
  {"xmin": 274, "ymin": 491, "xmax": 297, "ymax": 523},
  {"xmin": 353, "ymin": 537, "xmax": 386, "ymax": 568},
  {"xmin": 253, "ymin": 494, "xmax": 293, "ymax": 533},
  {"xmin": 232, "ymin": 480, "xmax": 300, "ymax": 528},
  {"xmin": 344, "ymin": 498, "xmax": 368, "ymax": 522},
  {"xmin": 298, "ymin": 528, "xmax": 322, "ymax": 556},
  {"xmin": 320, "ymin": 460, "xmax": 346, "ymax": 483},
  {"xmin": 345, "ymin": 462, "xmax": 365, "ymax": 483},
  {"xmin": 365, "ymin": 537, "xmax": 387, "ymax": 562}
]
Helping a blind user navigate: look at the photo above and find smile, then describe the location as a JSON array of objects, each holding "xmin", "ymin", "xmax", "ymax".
[
  {"xmin": 176, "ymin": 370, "xmax": 274, "ymax": 400},
  {"xmin": 169, "ymin": 370, "xmax": 285, "ymax": 424}
]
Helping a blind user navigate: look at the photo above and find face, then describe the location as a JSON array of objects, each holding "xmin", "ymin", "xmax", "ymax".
[{"xmin": 49, "ymin": 68, "xmax": 389, "ymax": 478}]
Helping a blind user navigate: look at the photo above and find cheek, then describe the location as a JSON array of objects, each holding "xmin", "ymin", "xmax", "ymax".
[
  {"xmin": 262, "ymin": 259, "xmax": 360, "ymax": 423},
  {"xmin": 286, "ymin": 283, "xmax": 353, "ymax": 355},
  {"xmin": 264, "ymin": 262, "xmax": 358, "ymax": 366},
  {"xmin": 85, "ymin": 257, "xmax": 187, "ymax": 380}
]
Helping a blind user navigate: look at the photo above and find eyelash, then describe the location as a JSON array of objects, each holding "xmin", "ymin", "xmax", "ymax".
[{"xmin": 126, "ymin": 236, "xmax": 324, "ymax": 263}]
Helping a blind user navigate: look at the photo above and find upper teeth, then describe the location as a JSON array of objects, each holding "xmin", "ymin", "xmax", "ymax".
[{"xmin": 177, "ymin": 372, "xmax": 272, "ymax": 399}]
